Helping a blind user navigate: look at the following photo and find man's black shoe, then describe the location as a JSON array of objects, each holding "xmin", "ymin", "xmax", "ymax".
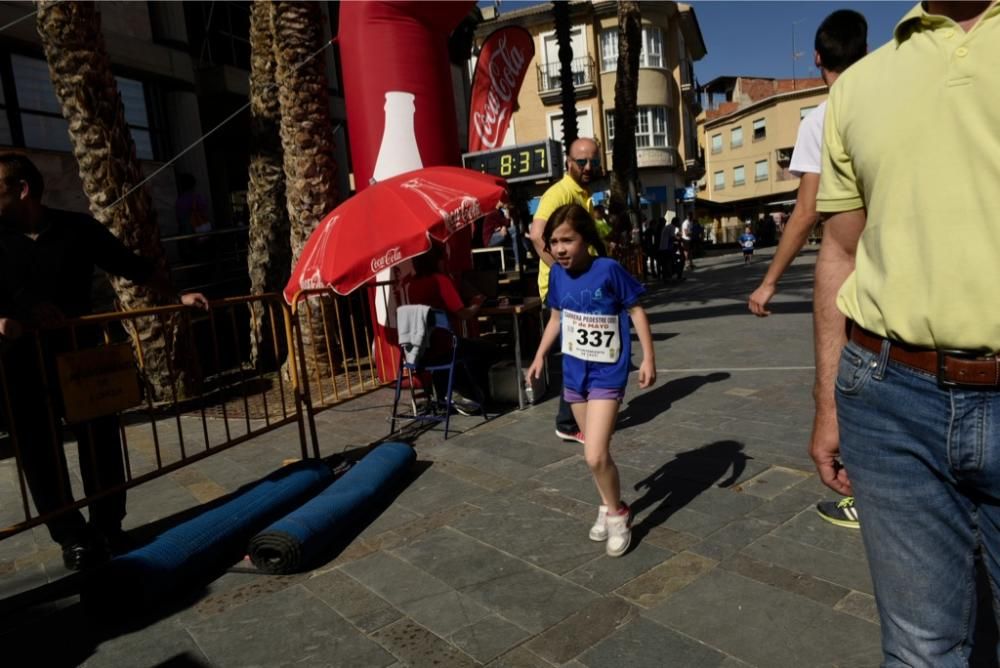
[{"xmin": 61, "ymin": 538, "xmax": 110, "ymax": 571}]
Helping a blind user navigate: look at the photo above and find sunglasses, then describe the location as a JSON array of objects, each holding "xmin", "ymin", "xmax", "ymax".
[{"xmin": 572, "ymin": 158, "xmax": 601, "ymax": 169}]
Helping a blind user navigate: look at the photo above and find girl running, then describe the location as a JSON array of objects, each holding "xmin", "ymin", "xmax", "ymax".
[{"xmin": 526, "ymin": 203, "xmax": 656, "ymax": 557}]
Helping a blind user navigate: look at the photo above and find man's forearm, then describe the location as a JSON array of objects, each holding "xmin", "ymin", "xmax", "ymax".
[
  {"xmin": 762, "ymin": 173, "xmax": 819, "ymax": 288},
  {"xmin": 812, "ymin": 210, "xmax": 865, "ymax": 409},
  {"xmin": 530, "ymin": 217, "xmax": 554, "ymax": 267},
  {"xmin": 813, "ymin": 251, "xmax": 851, "ymax": 410}
]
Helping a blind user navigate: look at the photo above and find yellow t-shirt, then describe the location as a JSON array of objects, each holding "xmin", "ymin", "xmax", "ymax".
[
  {"xmin": 817, "ymin": 2, "xmax": 1000, "ymax": 350},
  {"xmin": 533, "ymin": 174, "xmax": 593, "ymax": 302},
  {"xmin": 594, "ymin": 217, "xmax": 612, "ymax": 242}
]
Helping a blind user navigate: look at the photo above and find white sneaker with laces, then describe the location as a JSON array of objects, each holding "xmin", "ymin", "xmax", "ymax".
[
  {"xmin": 589, "ymin": 505, "xmax": 608, "ymax": 541},
  {"xmin": 605, "ymin": 505, "xmax": 631, "ymax": 557}
]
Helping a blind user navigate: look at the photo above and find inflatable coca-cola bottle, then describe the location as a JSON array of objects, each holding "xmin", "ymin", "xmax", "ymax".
[{"xmin": 339, "ymin": 1, "xmax": 474, "ymax": 381}]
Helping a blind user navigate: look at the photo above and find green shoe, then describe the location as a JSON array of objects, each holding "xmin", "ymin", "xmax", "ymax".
[{"xmin": 816, "ymin": 497, "xmax": 860, "ymax": 529}]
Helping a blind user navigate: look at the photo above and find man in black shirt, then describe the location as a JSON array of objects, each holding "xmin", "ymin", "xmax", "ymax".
[{"xmin": 0, "ymin": 153, "xmax": 207, "ymax": 570}]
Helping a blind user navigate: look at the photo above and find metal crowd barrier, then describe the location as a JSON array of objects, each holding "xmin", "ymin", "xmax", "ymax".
[
  {"xmin": 287, "ymin": 286, "xmax": 396, "ymax": 453},
  {"xmin": 0, "ymin": 289, "xmax": 389, "ymax": 542}
]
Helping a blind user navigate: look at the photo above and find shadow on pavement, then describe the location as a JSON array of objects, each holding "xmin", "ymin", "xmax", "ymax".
[
  {"xmin": 628, "ymin": 440, "xmax": 751, "ymax": 545},
  {"xmin": 645, "ymin": 300, "xmax": 812, "ymax": 324},
  {"xmin": 156, "ymin": 654, "xmax": 214, "ymax": 668},
  {"xmin": 617, "ymin": 372, "xmax": 730, "ymax": 431},
  {"xmin": 1, "ymin": 454, "xmax": 436, "ymax": 665},
  {"xmin": 641, "ymin": 254, "xmax": 817, "ymax": 317}
]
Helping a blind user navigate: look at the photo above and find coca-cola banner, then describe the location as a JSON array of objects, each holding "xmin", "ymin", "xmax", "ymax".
[{"xmin": 468, "ymin": 26, "xmax": 534, "ymax": 153}]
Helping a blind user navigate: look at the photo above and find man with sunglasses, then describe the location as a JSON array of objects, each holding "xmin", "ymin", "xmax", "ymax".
[{"xmin": 530, "ymin": 137, "xmax": 602, "ymax": 444}]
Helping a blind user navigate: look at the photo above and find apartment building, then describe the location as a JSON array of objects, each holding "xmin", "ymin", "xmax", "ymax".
[
  {"xmin": 699, "ymin": 76, "xmax": 826, "ymax": 242},
  {"xmin": 474, "ymin": 0, "xmax": 706, "ymax": 221}
]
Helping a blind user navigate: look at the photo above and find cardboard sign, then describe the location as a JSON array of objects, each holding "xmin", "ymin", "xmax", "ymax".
[{"xmin": 56, "ymin": 343, "xmax": 141, "ymax": 423}]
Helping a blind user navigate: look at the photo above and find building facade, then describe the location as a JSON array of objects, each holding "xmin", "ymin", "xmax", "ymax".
[
  {"xmin": 699, "ymin": 76, "xmax": 826, "ymax": 243},
  {"xmin": 0, "ymin": 1, "xmax": 352, "ymax": 293},
  {"xmin": 473, "ymin": 0, "xmax": 706, "ymax": 221}
]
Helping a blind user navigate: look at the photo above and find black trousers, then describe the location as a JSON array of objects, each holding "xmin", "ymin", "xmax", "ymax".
[
  {"xmin": 556, "ymin": 393, "xmax": 578, "ymax": 433},
  {"xmin": 2, "ymin": 338, "xmax": 126, "ymax": 545}
]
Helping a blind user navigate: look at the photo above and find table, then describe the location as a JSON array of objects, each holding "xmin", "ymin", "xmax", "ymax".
[{"xmin": 478, "ymin": 296, "xmax": 546, "ymax": 409}]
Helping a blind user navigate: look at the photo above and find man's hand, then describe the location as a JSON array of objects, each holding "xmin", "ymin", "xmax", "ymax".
[
  {"xmin": 748, "ymin": 282, "xmax": 776, "ymax": 317},
  {"xmin": 180, "ymin": 292, "xmax": 210, "ymax": 310},
  {"xmin": 809, "ymin": 404, "xmax": 851, "ymax": 495},
  {"xmin": 0, "ymin": 317, "xmax": 22, "ymax": 341}
]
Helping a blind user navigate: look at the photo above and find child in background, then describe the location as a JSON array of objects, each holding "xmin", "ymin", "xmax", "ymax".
[
  {"xmin": 526, "ymin": 203, "xmax": 656, "ymax": 557},
  {"xmin": 739, "ymin": 223, "xmax": 757, "ymax": 265}
]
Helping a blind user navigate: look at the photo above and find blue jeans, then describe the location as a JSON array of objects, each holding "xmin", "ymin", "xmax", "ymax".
[{"xmin": 836, "ymin": 339, "xmax": 1000, "ymax": 667}]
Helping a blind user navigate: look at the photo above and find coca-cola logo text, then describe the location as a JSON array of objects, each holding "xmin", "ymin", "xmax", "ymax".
[
  {"xmin": 371, "ymin": 247, "xmax": 403, "ymax": 273},
  {"xmin": 443, "ymin": 197, "xmax": 483, "ymax": 232},
  {"xmin": 471, "ymin": 33, "xmax": 528, "ymax": 150}
]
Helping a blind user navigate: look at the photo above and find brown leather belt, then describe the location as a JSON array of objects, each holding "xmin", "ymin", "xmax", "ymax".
[{"xmin": 850, "ymin": 324, "xmax": 1000, "ymax": 388}]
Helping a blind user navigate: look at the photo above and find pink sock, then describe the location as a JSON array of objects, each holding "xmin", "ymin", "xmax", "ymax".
[{"xmin": 609, "ymin": 503, "xmax": 629, "ymax": 516}]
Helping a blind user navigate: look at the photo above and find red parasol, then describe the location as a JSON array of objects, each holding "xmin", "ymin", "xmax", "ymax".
[{"xmin": 284, "ymin": 166, "xmax": 507, "ymax": 304}]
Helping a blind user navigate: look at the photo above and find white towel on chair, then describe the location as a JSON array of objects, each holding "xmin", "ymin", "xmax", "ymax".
[{"xmin": 397, "ymin": 304, "xmax": 433, "ymax": 366}]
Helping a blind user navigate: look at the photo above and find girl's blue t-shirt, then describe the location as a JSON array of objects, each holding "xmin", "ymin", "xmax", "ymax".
[{"xmin": 547, "ymin": 257, "xmax": 645, "ymax": 392}]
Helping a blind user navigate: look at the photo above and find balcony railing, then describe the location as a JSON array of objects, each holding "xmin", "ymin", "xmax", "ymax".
[{"xmin": 537, "ymin": 56, "xmax": 596, "ymax": 96}]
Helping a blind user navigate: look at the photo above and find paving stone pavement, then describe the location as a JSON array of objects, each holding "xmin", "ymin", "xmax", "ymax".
[{"xmin": 2, "ymin": 248, "xmax": 891, "ymax": 666}]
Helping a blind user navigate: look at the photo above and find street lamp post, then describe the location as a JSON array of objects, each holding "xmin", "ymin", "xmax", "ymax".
[{"xmin": 792, "ymin": 18, "xmax": 805, "ymax": 89}]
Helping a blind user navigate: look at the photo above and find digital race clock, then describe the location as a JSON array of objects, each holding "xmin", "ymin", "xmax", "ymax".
[{"xmin": 462, "ymin": 139, "xmax": 564, "ymax": 184}]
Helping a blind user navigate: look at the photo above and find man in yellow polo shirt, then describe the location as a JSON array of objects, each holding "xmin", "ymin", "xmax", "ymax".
[
  {"xmin": 530, "ymin": 137, "xmax": 599, "ymax": 444},
  {"xmin": 812, "ymin": 2, "xmax": 1000, "ymax": 662}
]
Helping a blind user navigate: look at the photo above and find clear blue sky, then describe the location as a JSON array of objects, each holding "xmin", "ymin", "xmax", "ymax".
[
  {"xmin": 688, "ymin": 1, "xmax": 911, "ymax": 82},
  {"xmin": 484, "ymin": 1, "xmax": 914, "ymax": 82}
]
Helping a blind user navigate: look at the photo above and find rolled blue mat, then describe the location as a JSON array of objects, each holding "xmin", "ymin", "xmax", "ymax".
[
  {"xmin": 248, "ymin": 442, "xmax": 415, "ymax": 574},
  {"xmin": 85, "ymin": 458, "xmax": 334, "ymax": 610}
]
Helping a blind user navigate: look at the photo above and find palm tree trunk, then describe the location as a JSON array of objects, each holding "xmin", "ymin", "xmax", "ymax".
[
  {"xmin": 610, "ymin": 1, "xmax": 642, "ymax": 222},
  {"xmin": 36, "ymin": 0, "xmax": 196, "ymax": 400},
  {"xmin": 553, "ymin": 0, "xmax": 578, "ymax": 153},
  {"xmin": 247, "ymin": 0, "xmax": 290, "ymax": 368},
  {"xmin": 272, "ymin": 1, "xmax": 339, "ymax": 377}
]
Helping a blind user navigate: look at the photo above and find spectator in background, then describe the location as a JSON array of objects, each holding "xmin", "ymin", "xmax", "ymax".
[
  {"xmin": 0, "ymin": 153, "xmax": 208, "ymax": 570},
  {"xmin": 746, "ymin": 9, "xmax": 869, "ymax": 531},
  {"xmin": 739, "ymin": 223, "xmax": 756, "ymax": 265},
  {"xmin": 749, "ymin": 8, "xmax": 868, "ymax": 320},
  {"xmin": 481, "ymin": 208, "xmax": 510, "ymax": 248},
  {"xmin": 403, "ymin": 243, "xmax": 494, "ymax": 414},
  {"xmin": 680, "ymin": 211, "xmax": 696, "ymax": 270},
  {"xmin": 592, "ymin": 205, "xmax": 613, "ymax": 244},
  {"xmin": 657, "ymin": 217, "xmax": 682, "ymax": 282}
]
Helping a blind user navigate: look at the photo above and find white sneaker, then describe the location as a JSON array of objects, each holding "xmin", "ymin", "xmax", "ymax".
[
  {"xmin": 605, "ymin": 504, "xmax": 631, "ymax": 557},
  {"xmin": 589, "ymin": 505, "xmax": 608, "ymax": 541}
]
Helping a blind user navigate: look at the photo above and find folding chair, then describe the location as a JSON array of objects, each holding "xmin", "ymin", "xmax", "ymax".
[{"xmin": 389, "ymin": 308, "xmax": 487, "ymax": 439}]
